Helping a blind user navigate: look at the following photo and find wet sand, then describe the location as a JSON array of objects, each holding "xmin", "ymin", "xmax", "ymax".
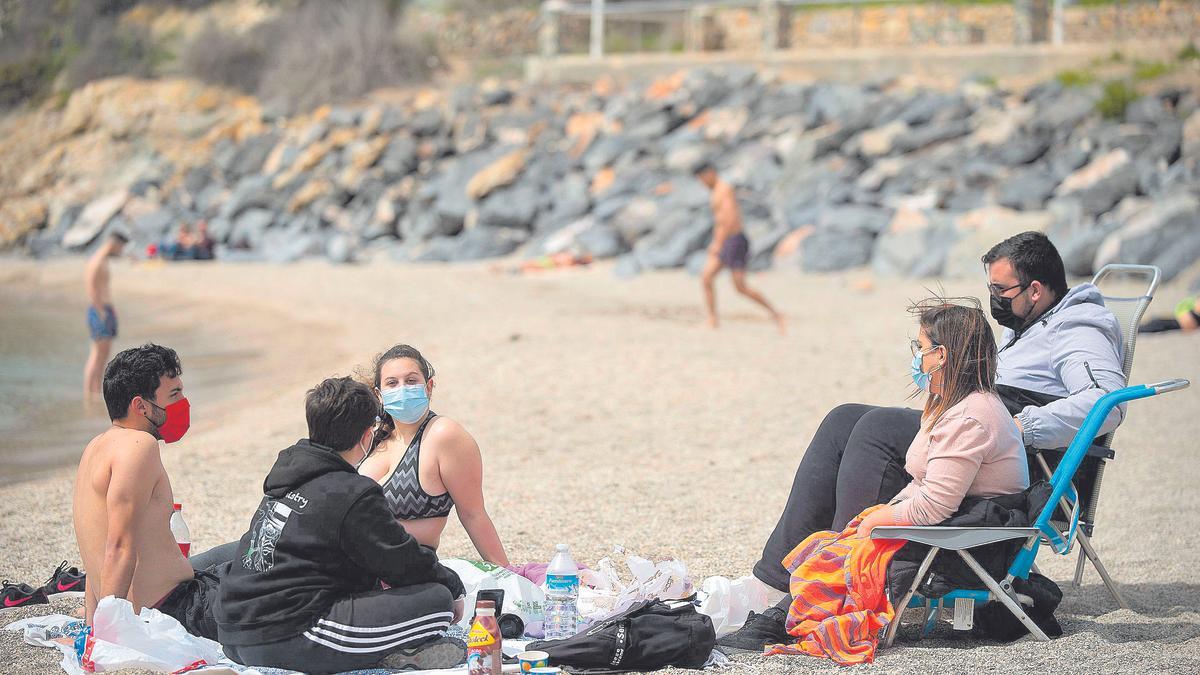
[{"xmin": 1, "ymin": 257, "xmax": 1198, "ymax": 673}]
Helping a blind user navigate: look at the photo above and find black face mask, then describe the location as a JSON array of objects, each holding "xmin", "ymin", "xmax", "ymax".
[{"xmin": 989, "ymin": 287, "xmax": 1029, "ymax": 332}]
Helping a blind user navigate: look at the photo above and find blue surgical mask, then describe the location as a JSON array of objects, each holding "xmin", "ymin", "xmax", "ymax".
[
  {"xmin": 381, "ymin": 385, "xmax": 429, "ymax": 424},
  {"xmin": 910, "ymin": 347, "xmax": 942, "ymax": 392},
  {"xmin": 910, "ymin": 353, "xmax": 932, "ymax": 391}
]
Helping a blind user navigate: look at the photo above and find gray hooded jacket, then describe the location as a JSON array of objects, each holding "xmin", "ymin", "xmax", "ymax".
[{"xmin": 996, "ymin": 283, "xmax": 1126, "ymax": 450}]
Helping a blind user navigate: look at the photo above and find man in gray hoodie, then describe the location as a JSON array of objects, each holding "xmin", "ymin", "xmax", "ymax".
[{"xmin": 720, "ymin": 231, "xmax": 1126, "ymax": 652}]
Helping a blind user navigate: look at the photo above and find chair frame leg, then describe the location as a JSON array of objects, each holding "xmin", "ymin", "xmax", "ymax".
[
  {"xmin": 956, "ymin": 549, "xmax": 1051, "ymax": 642},
  {"xmin": 1035, "ymin": 452, "xmax": 1129, "ymax": 609},
  {"xmin": 1075, "ymin": 531, "xmax": 1130, "ymax": 609},
  {"xmin": 885, "ymin": 546, "xmax": 939, "ymax": 648}
]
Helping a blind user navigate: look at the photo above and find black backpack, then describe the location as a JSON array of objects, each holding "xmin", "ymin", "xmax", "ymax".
[{"xmin": 528, "ymin": 599, "xmax": 715, "ymax": 674}]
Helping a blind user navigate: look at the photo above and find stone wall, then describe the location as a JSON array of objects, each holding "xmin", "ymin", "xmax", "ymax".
[{"xmin": 707, "ymin": 1, "xmax": 1199, "ymax": 52}]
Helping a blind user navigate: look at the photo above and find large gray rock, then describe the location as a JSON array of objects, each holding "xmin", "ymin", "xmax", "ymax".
[
  {"xmin": 63, "ymin": 190, "xmax": 129, "ymax": 249},
  {"xmin": 1055, "ymin": 149, "xmax": 1139, "ymax": 217},
  {"xmin": 816, "ymin": 205, "xmax": 893, "ymax": 234},
  {"xmin": 995, "ymin": 131, "xmax": 1052, "ymax": 166},
  {"xmin": 538, "ymin": 173, "xmax": 590, "ymax": 230},
  {"xmin": 996, "ymin": 166, "xmax": 1058, "ymax": 211},
  {"xmin": 477, "ymin": 183, "xmax": 539, "ymax": 230},
  {"xmin": 1125, "ymin": 95, "xmax": 1172, "ymax": 125},
  {"xmin": 220, "ymin": 175, "xmax": 276, "ymax": 219},
  {"xmin": 229, "ymin": 208, "xmax": 275, "ymax": 249},
  {"xmin": 326, "ymin": 234, "xmax": 357, "ymax": 264},
  {"xmin": 613, "ymin": 253, "xmax": 642, "ymax": 279},
  {"xmin": 801, "ymin": 228, "xmax": 875, "ymax": 272},
  {"xmin": 380, "ymin": 137, "xmax": 418, "ymax": 178},
  {"xmin": 1184, "ymin": 110, "xmax": 1200, "ymax": 159},
  {"xmin": 1094, "ymin": 192, "xmax": 1200, "ymax": 281},
  {"xmin": 871, "ymin": 210, "xmax": 957, "ymax": 277},
  {"xmin": 576, "ymin": 223, "xmax": 625, "ymax": 259},
  {"xmin": 130, "ymin": 210, "xmax": 176, "ymax": 242},
  {"xmin": 893, "ymin": 119, "xmax": 972, "ymax": 153},
  {"xmin": 227, "ymin": 133, "xmax": 278, "ymax": 177},
  {"xmin": 610, "ymin": 197, "xmax": 660, "ymax": 243},
  {"xmin": 942, "ymin": 206, "xmax": 1054, "ymax": 278},
  {"xmin": 410, "ymin": 108, "xmax": 443, "ymax": 136},
  {"xmin": 633, "ymin": 212, "xmax": 712, "ymax": 269},
  {"xmin": 450, "ymin": 226, "xmax": 527, "ymax": 261}
]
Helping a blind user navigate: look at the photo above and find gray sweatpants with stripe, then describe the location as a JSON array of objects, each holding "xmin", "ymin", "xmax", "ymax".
[{"xmin": 223, "ymin": 583, "xmax": 455, "ymax": 674}]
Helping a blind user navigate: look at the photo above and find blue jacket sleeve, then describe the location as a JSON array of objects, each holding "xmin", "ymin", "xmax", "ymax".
[{"xmin": 1015, "ymin": 313, "xmax": 1127, "ymax": 449}]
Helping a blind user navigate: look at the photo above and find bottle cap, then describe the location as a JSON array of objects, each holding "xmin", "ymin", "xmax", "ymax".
[
  {"xmin": 556, "ymin": 543, "xmax": 568, "ymax": 551},
  {"xmin": 173, "ymin": 503, "xmax": 182, "ymax": 511}
]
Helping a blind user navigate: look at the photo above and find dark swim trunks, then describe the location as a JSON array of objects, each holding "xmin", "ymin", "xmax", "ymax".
[
  {"xmin": 718, "ymin": 233, "xmax": 750, "ymax": 269},
  {"xmin": 87, "ymin": 305, "xmax": 118, "ymax": 341}
]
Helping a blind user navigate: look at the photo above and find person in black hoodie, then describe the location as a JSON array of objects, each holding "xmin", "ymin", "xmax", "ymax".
[{"xmin": 216, "ymin": 377, "xmax": 467, "ymax": 673}]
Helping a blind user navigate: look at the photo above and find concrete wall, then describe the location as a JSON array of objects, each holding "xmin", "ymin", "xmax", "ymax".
[{"xmin": 524, "ymin": 39, "xmax": 1187, "ymax": 85}]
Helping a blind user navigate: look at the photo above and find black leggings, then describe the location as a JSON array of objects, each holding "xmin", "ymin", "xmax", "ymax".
[{"xmin": 752, "ymin": 404, "xmax": 923, "ymax": 592}]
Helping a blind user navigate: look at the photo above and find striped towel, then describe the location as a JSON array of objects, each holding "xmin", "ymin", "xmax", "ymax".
[{"xmin": 764, "ymin": 505, "xmax": 906, "ymax": 665}]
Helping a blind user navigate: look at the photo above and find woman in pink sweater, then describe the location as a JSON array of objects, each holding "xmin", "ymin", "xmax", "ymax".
[{"xmin": 858, "ymin": 299, "xmax": 1029, "ymax": 536}]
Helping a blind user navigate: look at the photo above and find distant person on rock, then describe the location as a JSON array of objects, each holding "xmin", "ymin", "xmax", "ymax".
[
  {"xmin": 192, "ymin": 220, "xmax": 215, "ymax": 260},
  {"xmin": 84, "ymin": 231, "xmax": 128, "ymax": 401},
  {"xmin": 693, "ymin": 163, "xmax": 784, "ymax": 333}
]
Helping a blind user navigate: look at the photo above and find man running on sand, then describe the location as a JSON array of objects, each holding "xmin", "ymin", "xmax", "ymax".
[
  {"xmin": 694, "ymin": 163, "xmax": 784, "ymax": 332},
  {"xmin": 84, "ymin": 232, "xmax": 128, "ymax": 400},
  {"xmin": 72, "ymin": 344, "xmax": 219, "ymax": 638}
]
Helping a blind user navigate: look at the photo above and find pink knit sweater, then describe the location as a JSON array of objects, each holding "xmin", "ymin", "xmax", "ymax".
[{"xmin": 892, "ymin": 391, "xmax": 1029, "ymax": 526}]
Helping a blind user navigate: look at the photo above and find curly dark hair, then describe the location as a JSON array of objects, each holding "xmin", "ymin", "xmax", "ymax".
[{"xmin": 103, "ymin": 344, "xmax": 182, "ymax": 421}]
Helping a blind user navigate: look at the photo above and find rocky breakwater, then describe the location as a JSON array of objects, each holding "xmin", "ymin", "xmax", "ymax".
[{"xmin": 3, "ymin": 70, "xmax": 1199, "ymax": 282}]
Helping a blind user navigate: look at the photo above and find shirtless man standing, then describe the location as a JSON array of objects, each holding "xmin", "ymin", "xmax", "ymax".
[
  {"xmin": 84, "ymin": 232, "xmax": 128, "ymax": 400},
  {"xmin": 72, "ymin": 344, "xmax": 217, "ymax": 638},
  {"xmin": 694, "ymin": 164, "xmax": 784, "ymax": 332}
]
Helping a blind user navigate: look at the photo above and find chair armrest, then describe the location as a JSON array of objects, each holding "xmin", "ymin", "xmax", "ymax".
[{"xmin": 871, "ymin": 526, "xmax": 1040, "ymax": 550}]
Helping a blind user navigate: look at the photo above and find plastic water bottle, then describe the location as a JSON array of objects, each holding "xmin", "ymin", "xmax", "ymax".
[
  {"xmin": 170, "ymin": 503, "xmax": 191, "ymax": 557},
  {"xmin": 543, "ymin": 543, "xmax": 580, "ymax": 640}
]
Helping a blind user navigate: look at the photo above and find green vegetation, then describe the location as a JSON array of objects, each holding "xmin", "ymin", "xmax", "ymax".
[
  {"xmin": 1096, "ymin": 79, "xmax": 1138, "ymax": 120},
  {"xmin": 1056, "ymin": 69, "xmax": 1097, "ymax": 88},
  {"xmin": 1132, "ymin": 60, "xmax": 1174, "ymax": 82},
  {"xmin": 1177, "ymin": 42, "xmax": 1200, "ymax": 62}
]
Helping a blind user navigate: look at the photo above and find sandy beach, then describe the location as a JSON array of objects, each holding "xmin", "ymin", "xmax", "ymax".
[{"xmin": 1, "ymin": 257, "xmax": 1198, "ymax": 673}]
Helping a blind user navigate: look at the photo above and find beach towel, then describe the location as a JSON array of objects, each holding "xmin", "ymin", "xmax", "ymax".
[{"xmin": 763, "ymin": 505, "xmax": 906, "ymax": 666}]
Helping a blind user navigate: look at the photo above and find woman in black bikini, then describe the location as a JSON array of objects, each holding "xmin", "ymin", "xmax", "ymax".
[{"xmin": 359, "ymin": 344, "xmax": 509, "ymax": 566}]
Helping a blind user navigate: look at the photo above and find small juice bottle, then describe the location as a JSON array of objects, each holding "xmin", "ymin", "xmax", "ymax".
[{"xmin": 467, "ymin": 600, "xmax": 502, "ymax": 675}]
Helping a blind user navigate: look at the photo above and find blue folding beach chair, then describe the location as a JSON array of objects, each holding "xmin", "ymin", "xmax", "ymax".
[{"xmin": 872, "ymin": 378, "xmax": 1190, "ymax": 644}]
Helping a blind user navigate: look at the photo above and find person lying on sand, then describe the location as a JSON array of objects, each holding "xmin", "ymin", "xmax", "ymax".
[
  {"xmin": 720, "ymin": 231, "xmax": 1127, "ymax": 651},
  {"xmin": 215, "ymin": 377, "xmax": 466, "ymax": 673},
  {"xmin": 1139, "ymin": 294, "xmax": 1199, "ymax": 334},
  {"xmin": 71, "ymin": 344, "xmax": 217, "ymax": 638},
  {"xmin": 359, "ymin": 344, "xmax": 510, "ymax": 566}
]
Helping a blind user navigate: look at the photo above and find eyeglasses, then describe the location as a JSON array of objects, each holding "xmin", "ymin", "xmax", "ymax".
[
  {"xmin": 987, "ymin": 281, "xmax": 1026, "ymax": 298},
  {"xmin": 910, "ymin": 340, "xmax": 940, "ymax": 358}
]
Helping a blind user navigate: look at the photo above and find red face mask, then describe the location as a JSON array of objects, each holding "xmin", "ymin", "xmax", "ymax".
[{"xmin": 146, "ymin": 397, "xmax": 191, "ymax": 443}]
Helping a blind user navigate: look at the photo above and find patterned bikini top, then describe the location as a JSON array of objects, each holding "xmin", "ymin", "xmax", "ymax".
[{"xmin": 382, "ymin": 412, "xmax": 454, "ymax": 520}]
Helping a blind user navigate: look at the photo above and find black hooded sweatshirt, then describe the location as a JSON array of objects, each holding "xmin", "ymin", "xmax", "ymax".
[{"xmin": 215, "ymin": 439, "xmax": 465, "ymax": 646}]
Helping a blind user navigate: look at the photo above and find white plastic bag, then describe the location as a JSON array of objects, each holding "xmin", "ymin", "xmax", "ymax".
[
  {"xmin": 441, "ymin": 558, "xmax": 546, "ymax": 637},
  {"xmin": 85, "ymin": 596, "xmax": 225, "ymax": 672},
  {"xmin": 577, "ymin": 547, "xmax": 693, "ymax": 625},
  {"xmin": 696, "ymin": 575, "xmax": 774, "ymax": 637}
]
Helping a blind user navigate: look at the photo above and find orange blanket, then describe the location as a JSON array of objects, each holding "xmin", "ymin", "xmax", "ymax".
[{"xmin": 764, "ymin": 505, "xmax": 906, "ymax": 665}]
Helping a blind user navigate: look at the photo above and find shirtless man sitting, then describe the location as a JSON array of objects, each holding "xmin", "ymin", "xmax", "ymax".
[
  {"xmin": 84, "ymin": 232, "xmax": 128, "ymax": 401},
  {"xmin": 693, "ymin": 163, "xmax": 785, "ymax": 333},
  {"xmin": 72, "ymin": 344, "xmax": 216, "ymax": 638}
]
